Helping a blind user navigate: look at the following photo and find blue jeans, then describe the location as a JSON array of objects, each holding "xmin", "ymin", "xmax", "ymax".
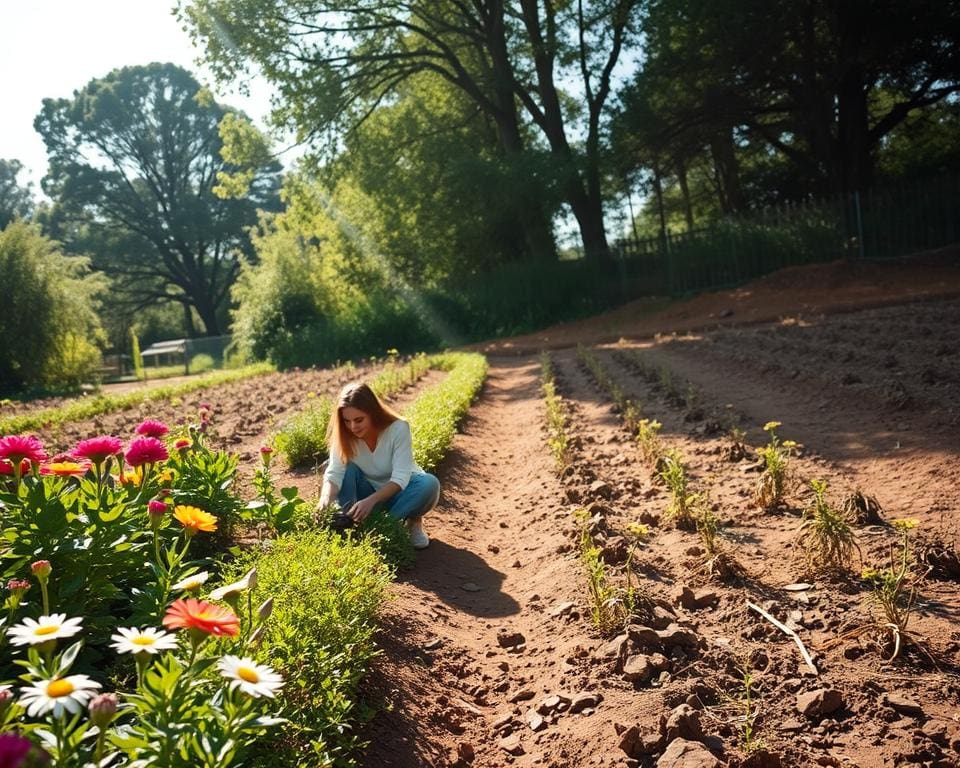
[{"xmin": 337, "ymin": 463, "xmax": 440, "ymax": 521}]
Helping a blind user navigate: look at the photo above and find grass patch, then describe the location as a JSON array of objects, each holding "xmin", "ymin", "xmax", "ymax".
[{"xmin": 539, "ymin": 351, "xmax": 571, "ymax": 470}]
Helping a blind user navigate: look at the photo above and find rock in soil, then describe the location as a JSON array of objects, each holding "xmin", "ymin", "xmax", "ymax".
[
  {"xmin": 497, "ymin": 629, "xmax": 525, "ymax": 648},
  {"xmin": 656, "ymin": 737, "xmax": 721, "ymax": 768},
  {"xmin": 796, "ymin": 688, "xmax": 844, "ymax": 719}
]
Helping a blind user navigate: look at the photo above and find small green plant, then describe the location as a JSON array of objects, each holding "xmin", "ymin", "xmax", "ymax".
[
  {"xmin": 658, "ymin": 451, "xmax": 699, "ymax": 530},
  {"xmin": 738, "ymin": 658, "xmax": 763, "ymax": 753},
  {"xmin": 540, "ymin": 352, "xmax": 571, "ymax": 470},
  {"xmin": 636, "ymin": 418, "xmax": 662, "ymax": 463},
  {"xmin": 860, "ymin": 518, "xmax": 922, "ymax": 660},
  {"xmin": 754, "ymin": 421, "xmax": 796, "ymax": 509},
  {"xmin": 576, "ymin": 509, "xmax": 622, "ymax": 635},
  {"xmin": 797, "ymin": 479, "xmax": 860, "ymax": 573},
  {"xmin": 696, "ymin": 503, "xmax": 741, "ymax": 580}
]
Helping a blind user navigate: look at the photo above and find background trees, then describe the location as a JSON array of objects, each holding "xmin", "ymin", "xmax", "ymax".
[
  {"xmin": 35, "ymin": 63, "xmax": 282, "ymax": 337},
  {"xmin": 0, "ymin": 159, "xmax": 35, "ymax": 229}
]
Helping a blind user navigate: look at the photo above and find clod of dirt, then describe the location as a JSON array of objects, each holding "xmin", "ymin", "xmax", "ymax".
[
  {"xmin": 881, "ymin": 693, "xmax": 924, "ymax": 717},
  {"xmin": 496, "ymin": 629, "xmax": 525, "ymax": 648},
  {"xmin": 656, "ymin": 737, "xmax": 720, "ymax": 768},
  {"xmin": 796, "ymin": 688, "xmax": 844, "ymax": 719},
  {"xmin": 569, "ymin": 692, "xmax": 601, "ymax": 713},
  {"xmin": 616, "ymin": 724, "xmax": 663, "ymax": 758},
  {"xmin": 526, "ymin": 709, "xmax": 546, "ymax": 731},
  {"xmin": 672, "ymin": 585, "xmax": 719, "ymax": 611},
  {"xmin": 589, "ymin": 479, "xmax": 613, "ymax": 499},
  {"xmin": 498, "ymin": 733, "xmax": 523, "ymax": 755},
  {"xmin": 657, "ymin": 623, "xmax": 701, "ymax": 651},
  {"xmin": 918, "ymin": 538, "xmax": 960, "ymax": 580},
  {"xmin": 663, "ymin": 704, "xmax": 706, "ymax": 743},
  {"xmin": 623, "ymin": 654, "xmax": 654, "ymax": 684}
]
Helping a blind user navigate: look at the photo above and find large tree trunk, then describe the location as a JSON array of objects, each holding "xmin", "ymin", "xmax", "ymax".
[
  {"xmin": 675, "ymin": 157, "xmax": 695, "ymax": 231},
  {"xmin": 191, "ymin": 295, "xmax": 220, "ymax": 337},
  {"xmin": 709, "ymin": 129, "xmax": 744, "ymax": 214}
]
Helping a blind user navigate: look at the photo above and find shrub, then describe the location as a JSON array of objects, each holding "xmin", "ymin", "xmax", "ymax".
[
  {"xmin": 0, "ymin": 221, "xmax": 106, "ymax": 393},
  {"xmin": 797, "ymin": 479, "xmax": 860, "ymax": 573},
  {"xmin": 226, "ymin": 531, "xmax": 392, "ymax": 767},
  {"xmin": 188, "ymin": 353, "xmax": 216, "ymax": 374}
]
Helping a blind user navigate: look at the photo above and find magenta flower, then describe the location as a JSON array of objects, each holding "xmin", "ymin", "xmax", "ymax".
[
  {"xmin": 0, "ymin": 732, "xmax": 49, "ymax": 767},
  {"xmin": 0, "ymin": 435, "xmax": 47, "ymax": 465},
  {"xmin": 148, "ymin": 500, "xmax": 168, "ymax": 516},
  {"xmin": 124, "ymin": 437, "xmax": 169, "ymax": 467},
  {"xmin": 135, "ymin": 420, "xmax": 169, "ymax": 439},
  {"xmin": 72, "ymin": 436, "xmax": 122, "ymax": 464}
]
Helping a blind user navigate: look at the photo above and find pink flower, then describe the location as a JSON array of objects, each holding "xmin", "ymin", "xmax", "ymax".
[
  {"xmin": 135, "ymin": 420, "xmax": 169, "ymax": 439},
  {"xmin": 174, "ymin": 438, "xmax": 191, "ymax": 450},
  {"xmin": 0, "ymin": 435, "xmax": 47, "ymax": 465},
  {"xmin": 124, "ymin": 437, "xmax": 168, "ymax": 467},
  {"xmin": 31, "ymin": 561, "xmax": 52, "ymax": 579},
  {"xmin": 148, "ymin": 500, "xmax": 168, "ymax": 517},
  {"xmin": 72, "ymin": 436, "xmax": 122, "ymax": 464},
  {"xmin": 259, "ymin": 446, "xmax": 273, "ymax": 456}
]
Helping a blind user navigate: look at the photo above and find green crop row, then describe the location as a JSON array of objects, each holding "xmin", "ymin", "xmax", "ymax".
[
  {"xmin": 406, "ymin": 352, "xmax": 488, "ymax": 472},
  {"xmin": 0, "ymin": 362, "xmax": 275, "ymax": 435}
]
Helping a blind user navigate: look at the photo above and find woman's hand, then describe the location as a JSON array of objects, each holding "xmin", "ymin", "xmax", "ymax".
[{"xmin": 349, "ymin": 496, "xmax": 379, "ymax": 523}]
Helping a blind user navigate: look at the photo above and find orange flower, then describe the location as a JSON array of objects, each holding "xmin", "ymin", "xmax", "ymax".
[
  {"xmin": 173, "ymin": 505, "xmax": 218, "ymax": 534},
  {"xmin": 41, "ymin": 461, "xmax": 92, "ymax": 477},
  {"xmin": 162, "ymin": 598, "xmax": 239, "ymax": 637}
]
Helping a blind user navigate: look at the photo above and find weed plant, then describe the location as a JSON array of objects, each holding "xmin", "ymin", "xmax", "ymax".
[
  {"xmin": 860, "ymin": 518, "xmax": 922, "ymax": 660},
  {"xmin": 636, "ymin": 418, "xmax": 663, "ymax": 463},
  {"xmin": 754, "ymin": 421, "xmax": 797, "ymax": 510},
  {"xmin": 657, "ymin": 451, "xmax": 699, "ymax": 530},
  {"xmin": 577, "ymin": 346, "xmax": 642, "ymax": 431},
  {"xmin": 797, "ymin": 479, "xmax": 860, "ymax": 574}
]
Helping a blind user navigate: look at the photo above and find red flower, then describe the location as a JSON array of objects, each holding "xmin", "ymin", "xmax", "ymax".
[
  {"xmin": 0, "ymin": 458, "xmax": 31, "ymax": 476},
  {"xmin": 72, "ymin": 436, "xmax": 122, "ymax": 464},
  {"xmin": 124, "ymin": 437, "xmax": 168, "ymax": 467},
  {"xmin": 0, "ymin": 435, "xmax": 47, "ymax": 465},
  {"xmin": 135, "ymin": 420, "xmax": 169, "ymax": 439},
  {"xmin": 162, "ymin": 598, "xmax": 240, "ymax": 637},
  {"xmin": 174, "ymin": 438, "xmax": 191, "ymax": 450},
  {"xmin": 147, "ymin": 500, "xmax": 168, "ymax": 517}
]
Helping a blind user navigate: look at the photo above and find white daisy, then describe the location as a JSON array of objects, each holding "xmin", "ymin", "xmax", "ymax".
[
  {"xmin": 218, "ymin": 655, "xmax": 284, "ymax": 698},
  {"xmin": 7, "ymin": 614, "xmax": 83, "ymax": 646},
  {"xmin": 171, "ymin": 571, "xmax": 211, "ymax": 592},
  {"xmin": 110, "ymin": 627, "xmax": 179, "ymax": 656},
  {"xmin": 19, "ymin": 674, "xmax": 101, "ymax": 717},
  {"xmin": 209, "ymin": 569, "xmax": 257, "ymax": 602}
]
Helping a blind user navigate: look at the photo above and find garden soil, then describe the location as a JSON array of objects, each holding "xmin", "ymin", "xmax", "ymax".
[{"xmin": 360, "ymin": 255, "xmax": 960, "ymax": 768}]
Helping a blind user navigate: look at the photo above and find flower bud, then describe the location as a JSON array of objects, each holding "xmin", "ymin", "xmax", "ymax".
[
  {"xmin": 88, "ymin": 692, "xmax": 118, "ymax": 729},
  {"xmin": 259, "ymin": 445, "xmax": 273, "ymax": 468},
  {"xmin": 247, "ymin": 625, "xmax": 265, "ymax": 648},
  {"xmin": 148, "ymin": 500, "xmax": 168, "ymax": 516},
  {"xmin": 174, "ymin": 438, "xmax": 191, "ymax": 452},
  {"xmin": 30, "ymin": 560, "xmax": 52, "ymax": 581},
  {"xmin": 0, "ymin": 686, "xmax": 13, "ymax": 715},
  {"xmin": 256, "ymin": 597, "xmax": 274, "ymax": 622}
]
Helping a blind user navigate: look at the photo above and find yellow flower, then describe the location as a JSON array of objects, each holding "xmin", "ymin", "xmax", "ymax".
[
  {"xmin": 891, "ymin": 518, "xmax": 919, "ymax": 532},
  {"xmin": 782, "ymin": 440, "xmax": 798, "ymax": 449},
  {"xmin": 627, "ymin": 522, "xmax": 651, "ymax": 539},
  {"xmin": 173, "ymin": 505, "xmax": 218, "ymax": 534},
  {"xmin": 763, "ymin": 421, "xmax": 782, "ymax": 432}
]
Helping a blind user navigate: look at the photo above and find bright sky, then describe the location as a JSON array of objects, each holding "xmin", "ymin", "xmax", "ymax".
[{"xmin": 3, "ymin": 1, "xmax": 278, "ymax": 196}]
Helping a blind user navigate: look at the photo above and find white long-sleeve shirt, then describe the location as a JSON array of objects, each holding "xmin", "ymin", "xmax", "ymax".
[{"xmin": 323, "ymin": 419, "xmax": 421, "ymax": 491}]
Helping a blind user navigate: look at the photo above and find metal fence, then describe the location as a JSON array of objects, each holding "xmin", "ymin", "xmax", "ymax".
[{"xmin": 612, "ymin": 173, "xmax": 960, "ymax": 297}]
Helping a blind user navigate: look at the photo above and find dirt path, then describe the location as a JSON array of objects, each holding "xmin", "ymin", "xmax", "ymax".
[{"xmin": 362, "ymin": 359, "xmax": 647, "ymax": 768}]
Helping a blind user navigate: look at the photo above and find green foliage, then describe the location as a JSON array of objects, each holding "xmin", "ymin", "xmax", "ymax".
[
  {"xmin": 188, "ymin": 353, "xmax": 216, "ymax": 374},
  {"xmin": 861, "ymin": 519, "xmax": 921, "ymax": 659},
  {"xmin": 0, "ymin": 220, "xmax": 105, "ymax": 394},
  {"xmin": 275, "ymin": 396, "xmax": 333, "ymax": 468},
  {"xmin": 406, "ymin": 353, "xmax": 488, "ymax": 472},
  {"xmin": 0, "ymin": 159, "xmax": 35, "ymax": 229},
  {"xmin": 0, "ymin": 363, "xmax": 274, "ymax": 435},
  {"xmin": 636, "ymin": 418, "xmax": 663, "ymax": 463},
  {"xmin": 358, "ymin": 509, "xmax": 416, "ymax": 570},
  {"xmin": 227, "ymin": 530, "xmax": 392, "ymax": 767}
]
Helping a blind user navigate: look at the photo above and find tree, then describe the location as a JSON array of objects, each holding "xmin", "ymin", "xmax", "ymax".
[
  {"xmin": 0, "ymin": 221, "xmax": 106, "ymax": 393},
  {"xmin": 178, "ymin": 0, "xmax": 640, "ymax": 262},
  {"xmin": 35, "ymin": 63, "xmax": 282, "ymax": 336},
  {"xmin": 637, "ymin": 0, "xmax": 960, "ymax": 196},
  {"xmin": 0, "ymin": 159, "xmax": 35, "ymax": 229}
]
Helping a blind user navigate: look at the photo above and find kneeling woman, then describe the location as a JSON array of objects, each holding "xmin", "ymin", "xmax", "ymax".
[{"xmin": 318, "ymin": 382, "xmax": 439, "ymax": 549}]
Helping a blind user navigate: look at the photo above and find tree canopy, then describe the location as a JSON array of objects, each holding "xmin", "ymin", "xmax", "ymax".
[
  {"xmin": 35, "ymin": 62, "xmax": 282, "ymax": 336},
  {"xmin": 0, "ymin": 159, "xmax": 35, "ymax": 230}
]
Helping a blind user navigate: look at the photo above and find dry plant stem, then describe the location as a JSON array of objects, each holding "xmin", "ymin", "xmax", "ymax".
[{"xmin": 747, "ymin": 601, "xmax": 819, "ymax": 675}]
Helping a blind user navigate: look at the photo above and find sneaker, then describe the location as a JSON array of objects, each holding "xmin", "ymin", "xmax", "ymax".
[{"xmin": 409, "ymin": 525, "xmax": 430, "ymax": 550}]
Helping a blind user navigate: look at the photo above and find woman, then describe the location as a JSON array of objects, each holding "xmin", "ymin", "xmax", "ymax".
[{"xmin": 318, "ymin": 382, "xmax": 439, "ymax": 549}]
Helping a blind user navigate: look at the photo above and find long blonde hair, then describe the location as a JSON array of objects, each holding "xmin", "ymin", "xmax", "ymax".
[{"xmin": 327, "ymin": 382, "xmax": 401, "ymax": 462}]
